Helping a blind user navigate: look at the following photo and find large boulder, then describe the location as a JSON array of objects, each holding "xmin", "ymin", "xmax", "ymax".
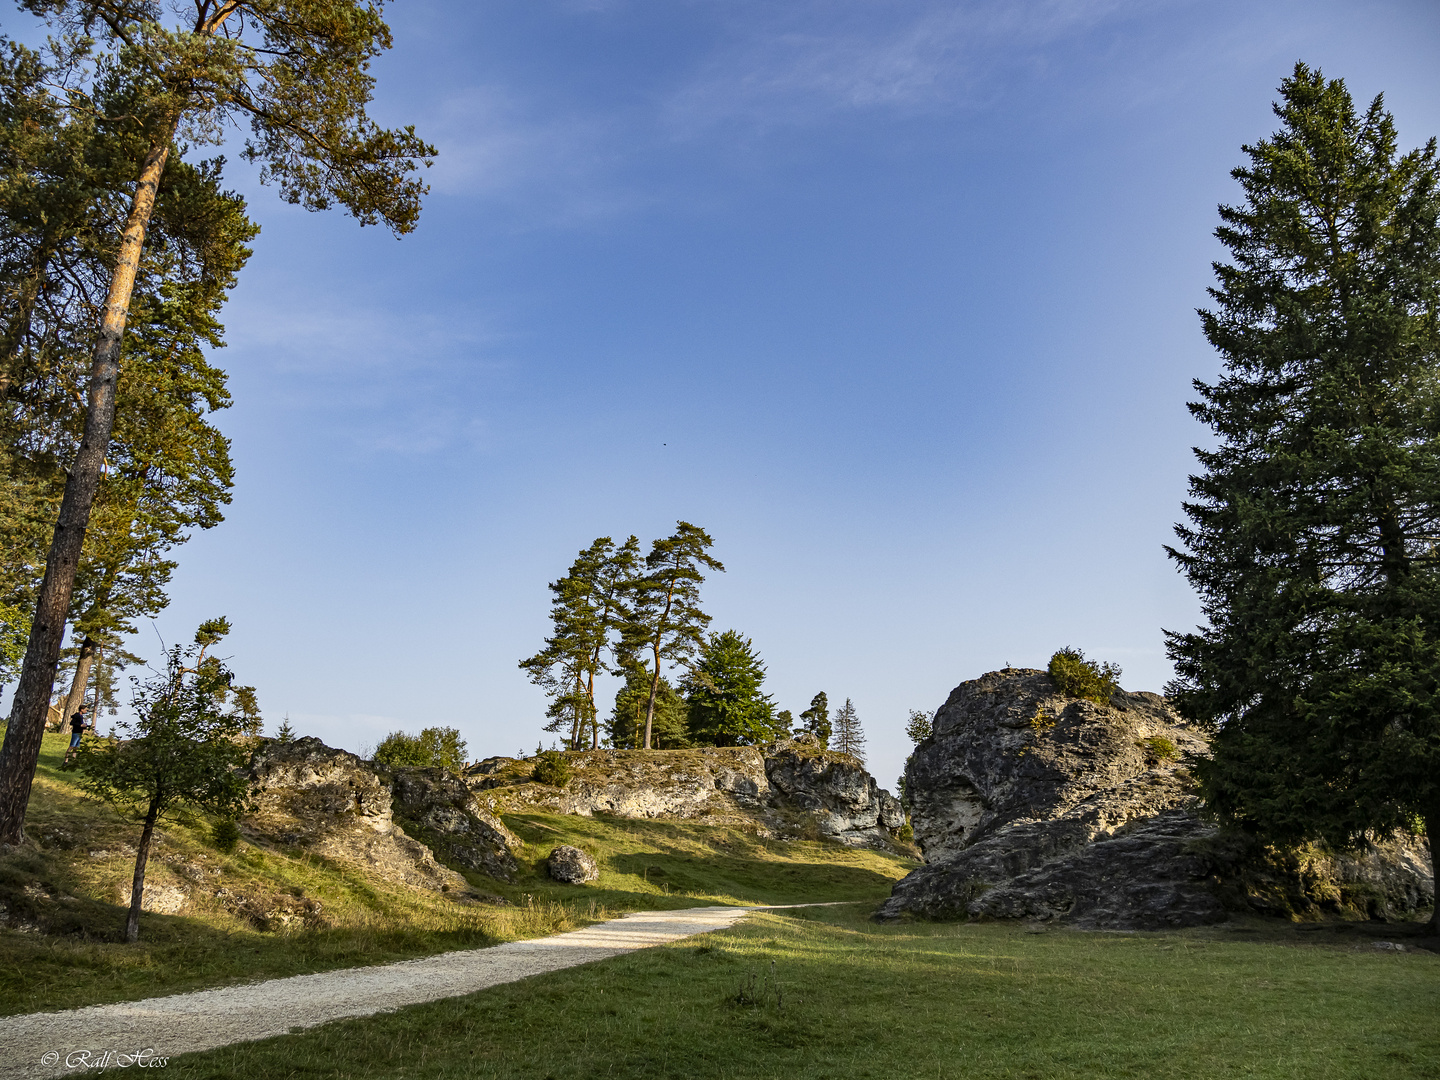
[
  {"xmin": 878, "ymin": 669, "xmax": 1434, "ymax": 928},
  {"xmin": 247, "ymin": 738, "xmax": 466, "ymax": 893},
  {"xmin": 547, "ymin": 844, "xmax": 599, "ymax": 884}
]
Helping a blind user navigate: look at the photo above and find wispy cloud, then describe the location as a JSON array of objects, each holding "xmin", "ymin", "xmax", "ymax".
[{"xmin": 665, "ymin": 0, "xmax": 1164, "ymax": 131}]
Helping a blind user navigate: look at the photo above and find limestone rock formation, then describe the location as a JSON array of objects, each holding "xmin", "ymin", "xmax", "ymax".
[
  {"xmin": 387, "ymin": 767, "xmax": 522, "ymax": 882},
  {"xmin": 468, "ymin": 743, "xmax": 904, "ymax": 847},
  {"xmin": 247, "ymin": 738, "xmax": 467, "ymax": 892},
  {"xmin": 878, "ymin": 668, "xmax": 1434, "ymax": 929},
  {"xmin": 547, "ymin": 844, "xmax": 599, "ymax": 884}
]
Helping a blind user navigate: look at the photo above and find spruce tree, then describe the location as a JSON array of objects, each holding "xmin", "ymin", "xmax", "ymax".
[
  {"xmin": 683, "ymin": 630, "xmax": 780, "ymax": 747},
  {"xmin": 1166, "ymin": 64, "xmax": 1440, "ymax": 924},
  {"xmin": 832, "ymin": 698, "xmax": 865, "ymax": 763}
]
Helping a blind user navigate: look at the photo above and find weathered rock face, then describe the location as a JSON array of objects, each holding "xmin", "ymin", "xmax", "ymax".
[
  {"xmin": 878, "ymin": 669, "xmax": 1435, "ymax": 929},
  {"xmin": 547, "ymin": 844, "xmax": 599, "ymax": 884},
  {"xmin": 469, "ymin": 742, "xmax": 904, "ymax": 847},
  {"xmin": 765, "ymin": 745, "xmax": 906, "ymax": 843},
  {"xmin": 387, "ymin": 767, "xmax": 522, "ymax": 882},
  {"xmin": 247, "ymin": 738, "xmax": 467, "ymax": 892}
]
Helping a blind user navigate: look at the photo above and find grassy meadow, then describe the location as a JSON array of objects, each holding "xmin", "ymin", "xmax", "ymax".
[
  {"xmin": 0, "ymin": 731, "xmax": 913, "ymax": 1016},
  {"xmin": 168, "ymin": 904, "xmax": 1439, "ymax": 1080}
]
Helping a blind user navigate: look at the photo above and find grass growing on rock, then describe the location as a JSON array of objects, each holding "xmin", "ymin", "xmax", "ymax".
[
  {"xmin": 169, "ymin": 905, "xmax": 1440, "ymax": 1080},
  {"xmin": 0, "ymin": 732, "xmax": 914, "ymax": 1016}
]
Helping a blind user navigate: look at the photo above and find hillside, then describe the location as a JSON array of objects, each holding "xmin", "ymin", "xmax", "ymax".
[{"xmin": 0, "ymin": 732, "xmax": 915, "ymax": 1017}]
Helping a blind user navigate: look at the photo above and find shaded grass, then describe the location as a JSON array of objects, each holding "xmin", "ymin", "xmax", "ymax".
[
  {"xmin": 1, "ymin": 734, "xmax": 914, "ymax": 1016},
  {"xmin": 487, "ymin": 811, "xmax": 913, "ymax": 910},
  {"xmin": 169, "ymin": 905, "xmax": 1440, "ymax": 1080}
]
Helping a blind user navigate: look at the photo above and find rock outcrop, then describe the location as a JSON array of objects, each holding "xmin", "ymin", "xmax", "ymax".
[
  {"xmin": 386, "ymin": 767, "xmax": 522, "ymax": 882},
  {"xmin": 247, "ymin": 738, "xmax": 469, "ymax": 892},
  {"xmin": 468, "ymin": 741, "xmax": 904, "ymax": 847},
  {"xmin": 547, "ymin": 845, "xmax": 599, "ymax": 884},
  {"xmin": 878, "ymin": 669, "xmax": 1434, "ymax": 929}
]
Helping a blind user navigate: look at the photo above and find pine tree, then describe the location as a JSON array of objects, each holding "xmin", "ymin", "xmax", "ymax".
[
  {"xmin": 799, "ymin": 691, "xmax": 830, "ymax": 747},
  {"xmin": 905, "ymin": 708, "xmax": 933, "ymax": 743},
  {"xmin": 520, "ymin": 536, "xmax": 638, "ymax": 750},
  {"xmin": 1166, "ymin": 64, "xmax": 1440, "ymax": 925},
  {"xmin": 607, "ymin": 666, "xmax": 688, "ymax": 749},
  {"xmin": 832, "ymin": 698, "xmax": 866, "ymax": 763},
  {"xmin": 626, "ymin": 522, "xmax": 723, "ymax": 749},
  {"xmin": 683, "ymin": 630, "xmax": 781, "ymax": 747},
  {"xmin": 0, "ymin": 0, "xmax": 432, "ymax": 845}
]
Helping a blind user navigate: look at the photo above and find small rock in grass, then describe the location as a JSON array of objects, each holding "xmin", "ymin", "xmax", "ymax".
[
  {"xmin": 1372, "ymin": 941, "xmax": 1405, "ymax": 952},
  {"xmin": 547, "ymin": 844, "xmax": 599, "ymax": 884}
]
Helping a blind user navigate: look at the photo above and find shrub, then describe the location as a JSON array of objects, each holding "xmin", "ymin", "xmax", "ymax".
[
  {"xmin": 374, "ymin": 726, "xmax": 468, "ymax": 771},
  {"xmin": 897, "ymin": 821, "xmax": 915, "ymax": 843},
  {"xmin": 1047, "ymin": 647, "xmax": 1122, "ymax": 703},
  {"xmin": 1143, "ymin": 735, "xmax": 1179, "ymax": 764},
  {"xmin": 533, "ymin": 750, "xmax": 573, "ymax": 788},
  {"xmin": 212, "ymin": 818, "xmax": 241, "ymax": 854}
]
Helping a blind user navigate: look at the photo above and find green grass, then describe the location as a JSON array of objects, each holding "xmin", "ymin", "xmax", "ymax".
[
  {"xmin": 0, "ymin": 733, "xmax": 914, "ymax": 1017},
  {"xmin": 168, "ymin": 905, "xmax": 1440, "ymax": 1080}
]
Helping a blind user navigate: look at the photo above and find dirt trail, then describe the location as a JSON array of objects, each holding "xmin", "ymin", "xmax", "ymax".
[{"xmin": 1, "ymin": 905, "xmax": 769, "ymax": 1078}]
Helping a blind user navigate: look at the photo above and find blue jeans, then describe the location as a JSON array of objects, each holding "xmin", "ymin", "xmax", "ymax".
[{"xmin": 69, "ymin": 731, "xmax": 82, "ymax": 749}]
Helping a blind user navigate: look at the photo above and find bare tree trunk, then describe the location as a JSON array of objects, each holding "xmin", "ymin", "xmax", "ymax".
[
  {"xmin": 126, "ymin": 799, "xmax": 160, "ymax": 944},
  {"xmin": 0, "ymin": 133, "xmax": 174, "ymax": 847},
  {"xmin": 1426, "ymin": 806, "xmax": 1438, "ymax": 935},
  {"xmin": 60, "ymin": 634, "xmax": 97, "ymax": 729}
]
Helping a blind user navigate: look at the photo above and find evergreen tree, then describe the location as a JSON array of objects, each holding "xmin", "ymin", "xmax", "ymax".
[
  {"xmin": 626, "ymin": 522, "xmax": 723, "ymax": 749},
  {"xmin": 832, "ymin": 697, "xmax": 866, "ymax": 763},
  {"xmin": 0, "ymin": 0, "xmax": 432, "ymax": 845},
  {"xmin": 607, "ymin": 666, "xmax": 688, "ymax": 749},
  {"xmin": 799, "ymin": 691, "xmax": 831, "ymax": 747},
  {"xmin": 905, "ymin": 708, "xmax": 933, "ymax": 743},
  {"xmin": 1166, "ymin": 64, "xmax": 1440, "ymax": 924},
  {"xmin": 0, "ymin": 42, "xmax": 252, "ymax": 733},
  {"xmin": 520, "ymin": 536, "xmax": 638, "ymax": 750},
  {"xmin": 683, "ymin": 630, "xmax": 781, "ymax": 747}
]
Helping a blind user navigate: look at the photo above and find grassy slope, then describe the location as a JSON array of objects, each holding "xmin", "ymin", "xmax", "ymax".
[
  {"xmin": 0, "ymin": 733, "xmax": 915, "ymax": 1017},
  {"xmin": 170, "ymin": 905, "xmax": 1440, "ymax": 1080}
]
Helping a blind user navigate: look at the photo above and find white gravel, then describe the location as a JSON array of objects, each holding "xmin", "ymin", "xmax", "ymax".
[{"xmin": 0, "ymin": 905, "xmax": 756, "ymax": 1078}]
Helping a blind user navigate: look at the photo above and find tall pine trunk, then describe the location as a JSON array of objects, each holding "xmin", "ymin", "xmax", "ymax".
[
  {"xmin": 0, "ymin": 133, "xmax": 174, "ymax": 846},
  {"xmin": 60, "ymin": 634, "xmax": 98, "ymax": 727},
  {"xmin": 126, "ymin": 798, "xmax": 161, "ymax": 944}
]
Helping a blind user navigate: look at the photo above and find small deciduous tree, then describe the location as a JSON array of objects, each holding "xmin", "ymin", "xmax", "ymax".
[
  {"xmin": 373, "ymin": 726, "xmax": 467, "ymax": 772},
  {"xmin": 683, "ymin": 630, "xmax": 781, "ymax": 747},
  {"xmin": 832, "ymin": 698, "xmax": 866, "ymax": 763},
  {"xmin": 68, "ymin": 618, "xmax": 258, "ymax": 942},
  {"xmin": 626, "ymin": 522, "xmax": 723, "ymax": 750},
  {"xmin": 799, "ymin": 692, "xmax": 830, "ymax": 747}
]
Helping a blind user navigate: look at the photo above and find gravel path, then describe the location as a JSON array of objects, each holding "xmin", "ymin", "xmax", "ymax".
[{"xmin": 1, "ymin": 905, "xmax": 761, "ymax": 1078}]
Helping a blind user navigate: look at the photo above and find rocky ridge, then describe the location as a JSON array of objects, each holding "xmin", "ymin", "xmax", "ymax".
[
  {"xmin": 467, "ymin": 739, "xmax": 905, "ymax": 847},
  {"xmin": 878, "ymin": 669, "xmax": 1434, "ymax": 929}
]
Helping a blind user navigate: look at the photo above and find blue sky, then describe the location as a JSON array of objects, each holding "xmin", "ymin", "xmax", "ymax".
[{"xmin": 22, "ymin": 0, "xmax": 1440, "ymax": 791}]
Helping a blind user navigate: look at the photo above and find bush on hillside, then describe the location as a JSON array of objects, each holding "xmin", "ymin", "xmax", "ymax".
[
  {"xmin": 212, "ymin": 818, "xmax": 241, "ymax": 854},
  {"xmin": 374, "ymin": 726, "xmax": 468, "ymax": 771},
  {"xmin": 1047, "ymin": 647, "xmax": 1122, "ymax": 704},
  {"xmin": 533, "ymin": 749, "xmax": 573, "ymax": 787}
]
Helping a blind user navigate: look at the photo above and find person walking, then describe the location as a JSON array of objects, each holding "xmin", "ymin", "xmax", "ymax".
[{"xmin": 63, "ymin": 704, "xmax": 89, "ymax": 764}]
